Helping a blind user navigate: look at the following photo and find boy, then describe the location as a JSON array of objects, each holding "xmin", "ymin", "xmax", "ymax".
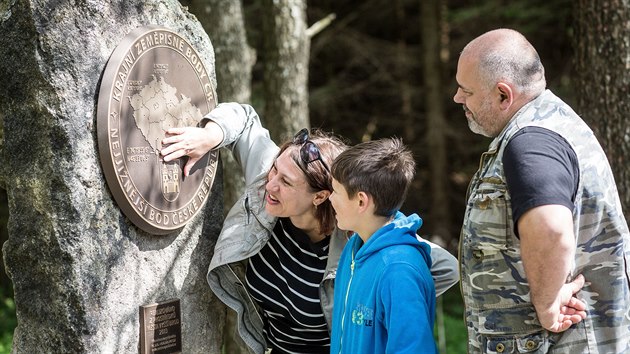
[{"xmin": 328, "ymin": 138, "xmax": 437, "ymax": 353}]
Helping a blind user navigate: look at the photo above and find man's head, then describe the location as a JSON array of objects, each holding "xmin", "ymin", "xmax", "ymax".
[
  {"xmin": 453, "ymin": 28, "xmax": 547, "ymax": 137},
  {"xmin": 329, "ymin": 138, "xmax": 415, "ymax": 232}
]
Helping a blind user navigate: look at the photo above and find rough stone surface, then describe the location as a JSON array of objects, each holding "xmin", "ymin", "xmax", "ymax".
[{"xmin": 0, "ymin": 0, "xmax": 225, "ymax": 352}]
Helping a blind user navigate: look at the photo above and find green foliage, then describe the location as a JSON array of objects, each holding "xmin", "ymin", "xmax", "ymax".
[
  {"xmin": 0, "ymin": 285, "xmax": 15, "ymax": 354},
  {"xmin": 436, "ymin": 286, "xmax": 467, "ymax": 353}
]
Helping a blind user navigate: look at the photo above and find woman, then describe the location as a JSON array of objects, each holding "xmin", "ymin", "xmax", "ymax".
[{"xmin": 161, "ymin": 103, "xmax": 459, "ymax": 354}]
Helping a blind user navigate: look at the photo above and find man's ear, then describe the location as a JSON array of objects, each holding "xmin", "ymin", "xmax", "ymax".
[
  {"xmin": 313, "ymin": 190, "xmax": 331, "ymax": 207},
  {"xmin": 497, "ymin": 82, "xmax": 513, "ymax": 110}
]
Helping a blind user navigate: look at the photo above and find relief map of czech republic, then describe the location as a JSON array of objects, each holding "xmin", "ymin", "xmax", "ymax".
[{"xmin": 97, "ymin": 26, "xmax": 218, "ymax": 234}]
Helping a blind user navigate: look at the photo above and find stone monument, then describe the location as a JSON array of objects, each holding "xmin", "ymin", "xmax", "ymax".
[{"xmin": 0, "ymin": 1, "xmax": 226, "ymax": 352}]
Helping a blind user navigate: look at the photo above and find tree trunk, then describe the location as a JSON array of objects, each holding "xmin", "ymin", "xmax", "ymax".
[
  {"xmin": 574, "ymin": 0, "xmax": 630, "ymax": 223},
  {"xmin": 261, "ymin": 0, "xmax": 310, "ymax": 143},
  {"xmin": 395, "ymin": 0, "xmax": 415, "ymax": 143},
  {"xmin": 421, "ymin": 0, "xmax": 451, "ymax": 245},
  {"xmin": 190, "ymin": 1, "xmax": 255, "ymax": 105},
  {"xmin": 180, "ymin": 1, "xmax": 255, "ymax": 353},
  {"xmin": 185, "ymin": 0, "xmax": 254, "ymax": 213}
]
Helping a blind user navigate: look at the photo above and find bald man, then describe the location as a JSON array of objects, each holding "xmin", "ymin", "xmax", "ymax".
[{"xmin": 454, "ymin": 28, "xmax": 630, "ymax": 353}]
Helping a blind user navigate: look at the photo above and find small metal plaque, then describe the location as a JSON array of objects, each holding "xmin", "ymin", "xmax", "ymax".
[
  {"xmin": 139, "ymin": 299, "xmax": 182, "ymax": 354},
  {"xmin": 97, "ymin": 26, "xmax": 218, "ymax": 234}
]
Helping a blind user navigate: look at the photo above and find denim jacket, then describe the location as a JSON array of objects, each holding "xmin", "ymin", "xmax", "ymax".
[{"xmin": 205, "ymin": 103, "xmax": 460, "ymax": 354}]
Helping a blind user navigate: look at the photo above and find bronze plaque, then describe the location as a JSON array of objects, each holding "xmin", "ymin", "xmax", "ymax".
[
  {"xmin": 97, "ymin": 26, "xmax": 218, "ymax": 234},
  {"xmin": 139, "ymin": 299, "xmax": 182, "ymax": 354}
]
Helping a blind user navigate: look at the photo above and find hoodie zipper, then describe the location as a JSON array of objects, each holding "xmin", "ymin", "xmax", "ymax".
[{"xmin": 338, "ymin": 248, "xmax": 356, "ymax": 354}]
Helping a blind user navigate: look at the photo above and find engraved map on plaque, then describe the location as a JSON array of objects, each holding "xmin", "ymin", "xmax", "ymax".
[{"xmin": 97, "ymin": 26, "xmax": 218, "ymax": 234}]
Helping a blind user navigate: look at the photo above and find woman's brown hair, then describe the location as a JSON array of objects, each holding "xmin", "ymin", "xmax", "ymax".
[{"xmin": 276, "ymin": 129, "xmax": 347, "ymax": 235}]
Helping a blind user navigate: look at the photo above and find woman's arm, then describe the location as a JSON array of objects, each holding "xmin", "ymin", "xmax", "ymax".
[
  {"xmin": 417, "ymin": 237, "xmax": 460, "ymax": 297},
  {"xmin": 162, "ymin": 102, "xmax": 279, "ymax": 184}
]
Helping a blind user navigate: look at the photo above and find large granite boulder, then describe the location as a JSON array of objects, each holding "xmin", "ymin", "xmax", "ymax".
[{"xmin": 0, "ymin": 1, "xmax": 225, "ymax": 352}]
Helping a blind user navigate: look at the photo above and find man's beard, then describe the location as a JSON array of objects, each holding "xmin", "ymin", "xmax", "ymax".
[
  {"xmin": 467, "ymin": 118, "xmax": 493, "ymax": 137},
  {"xmin": 464, "ymin": 101, "xmax": 496, "ymax": 138}
]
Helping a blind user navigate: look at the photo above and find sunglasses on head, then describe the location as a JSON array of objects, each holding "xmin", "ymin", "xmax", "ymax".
[{"xmin": 293, "ymin": 128, "xmax": 330, "ymax": 172}]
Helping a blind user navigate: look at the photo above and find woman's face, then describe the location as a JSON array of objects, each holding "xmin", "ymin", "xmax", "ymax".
[{"xmin": 265, "ymin": 149, "xmax": 319, "ymax": 221}]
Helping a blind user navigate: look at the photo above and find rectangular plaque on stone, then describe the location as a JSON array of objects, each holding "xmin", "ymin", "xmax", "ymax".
[{"xmin": 139, "ymin": 298, "xmax": 182, "ymax": 354}]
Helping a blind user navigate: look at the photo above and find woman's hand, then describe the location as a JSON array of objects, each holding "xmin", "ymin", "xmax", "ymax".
[{"xmin": 161, "ymin": 122, "xmax": 223, "ymax": 176}]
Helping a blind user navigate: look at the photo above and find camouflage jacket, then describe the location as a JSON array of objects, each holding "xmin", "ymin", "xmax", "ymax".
[{"xmin": 459, "ymin": 90, "xmax": 630, "ymax": 353}]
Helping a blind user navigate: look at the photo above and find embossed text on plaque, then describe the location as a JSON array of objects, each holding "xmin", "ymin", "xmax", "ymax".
[
  {"xmin": 97, "ymin": 26, "xmax": 218, "ymax": 234},
  {"xmin": 139, "ymin": 299, "xmax": 182, "ymax": 354}
]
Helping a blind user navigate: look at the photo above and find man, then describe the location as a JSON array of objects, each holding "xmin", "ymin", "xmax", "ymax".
[{"xmin": 454, "ymin": 28, "xmax": 630, "ymax": 353}]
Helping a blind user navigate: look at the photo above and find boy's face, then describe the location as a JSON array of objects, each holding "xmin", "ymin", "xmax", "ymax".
[{"xmin": 330, "ymin": 178, "xmax": 360, "ymax": 232}]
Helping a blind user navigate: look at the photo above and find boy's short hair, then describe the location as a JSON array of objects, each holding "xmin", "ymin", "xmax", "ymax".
[{"xmin": 331, "ymin": 138, "xmax": 415, "ymax": 217}]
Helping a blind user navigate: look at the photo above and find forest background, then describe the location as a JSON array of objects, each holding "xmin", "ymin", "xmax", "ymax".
[{"xmin": 1, "ymin": 0, "xmax": 629, "ymax": 353}]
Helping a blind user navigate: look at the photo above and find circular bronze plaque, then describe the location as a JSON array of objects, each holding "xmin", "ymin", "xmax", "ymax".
[{"xmin": 97, "ymin": 26, "xmax": 218, "ymax": 235}]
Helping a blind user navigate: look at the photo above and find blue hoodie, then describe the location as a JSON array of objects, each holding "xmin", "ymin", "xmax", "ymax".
[{"xmin": 330, "ymin": 212, "xmax": 437, "ymax": 354}]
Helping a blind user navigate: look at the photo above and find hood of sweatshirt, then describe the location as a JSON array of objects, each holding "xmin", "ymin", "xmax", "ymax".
[{"xmin": 351, "ymin": 211, "xmax": 431, "ymax": 267}]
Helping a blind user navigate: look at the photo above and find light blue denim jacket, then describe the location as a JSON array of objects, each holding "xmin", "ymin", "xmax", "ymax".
[{"xmin": 205, "ymin": 103, "xmax": 459, "ymax": 354}]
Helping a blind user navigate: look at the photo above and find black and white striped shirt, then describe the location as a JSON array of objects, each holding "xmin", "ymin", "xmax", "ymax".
[{"xmin": 246, "ymin": 218, "xmax": 330, "ymax": 354}]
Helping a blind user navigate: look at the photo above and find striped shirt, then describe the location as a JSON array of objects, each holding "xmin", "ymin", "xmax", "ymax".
[{"xmin": 246, "ymin": 218, "xmax": 330, "ymax": 354}]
